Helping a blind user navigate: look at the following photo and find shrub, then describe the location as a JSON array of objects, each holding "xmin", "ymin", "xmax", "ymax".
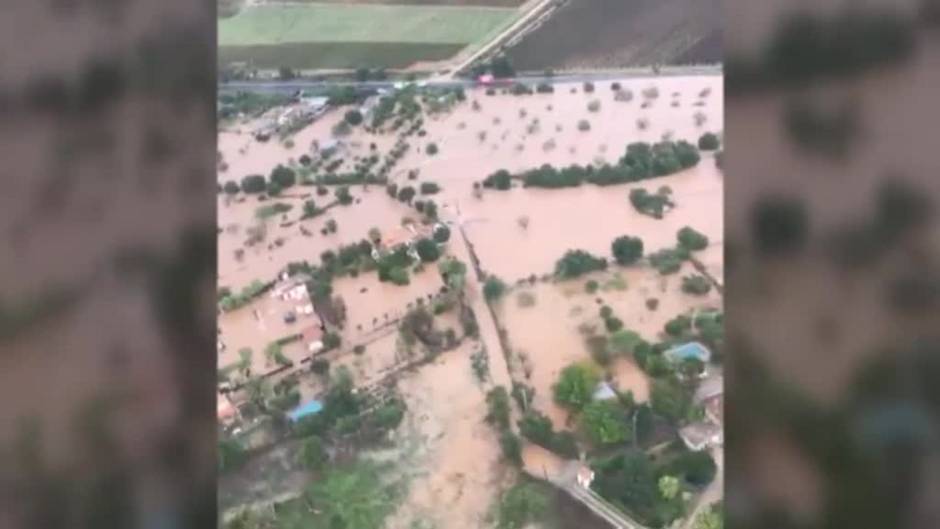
[
  {"xmin": 681, "ymin": 275, "xmax": 712, "ymax": 295},
  {"xmin": 299, "ymin": 435, "xmax": 327, "ymax": 470},
  {"xmin": 499, "ymin": 431, "xmax": 523, "ymax": 466},
  {"xmin": 311, "ymin": 358, "xmax": 330, "ymax": 375},
  {"xmin": 483, "ymin": 169, "xmax": 512, "ymax": 190},
  {"xmin": 332, "ymin": 120, "xmax": 352, "ymax": 137},
  {"xmin": 223, "ymin": 181, "xmax": 240, "ymax": 194},
  {"xmin": 668, "ymin": 450, "xmax": 717, "ymax": 486},
  {"xmin": 485, "ymin": 386, "xmax": 512, "ymax": 430},
  {"xmin": 586, "ymin": 335, "xmax": 612, "ymax": 366},
  {"xmin": 609, "ymin": 330, "xmax": 642, "ymax": 355},
  {"xmin": 648, "ymin": 248, "xmax": 684, "ymax": 275},
  {"xmin": 583, "ymin": 81, "xmax": 595, "ymax": 93},
  {"xmin": 299, "ymin": 154, "xmax": 312, "ymax": 166},
  {"xmin": 587, "ymin": 99, "xmax": 601, "ymax": 112},
  {"xmin": 698, "ymin": 132, "xmax": 720, "ymax": 150},
  {"xmin": 420, "ymin": 182, "xmax": 440, "ymax": 195},
  {"xmin": 386, "ymin": 183, "xmax": 398, "ymax": 198},
  {"xmin": 432, "ymin": 224, "xmax": 450, "ymax": 243},
  {"xmin": 484, "ymin": 276, "xmax": 507, "ymax": 301},
  {"xmin": 642, "ymin": 86, "xmax": 660, "ymax": 99},
  {"xmin": 629, "ymin": 188, "xmax": 673, "ymax": 219},
  {"xmin": 266, "ymin": 181, "xmax": 282, "ymax": 196},
  {"xmin": 611, "ymin": 82, "xmax": 622, "ymax": 91},
  {"xmin": 353, "ymin": 344, "xmax": 366, "ymax": 355},
  {"xmin": 646, "ymin": 298, "xmax": 659, "ymax": 311},
  {"xmin": 241, "ymin": 174, "xmax": 266, "ymax": 194},
  {"xmin": 554, "ymin": 250, "xmax": 607, "ymax": 279},
  {"xmin": 577, "ymin": 119, "xmax": 591, "ymax": 132},
  {"xmin": 585, "ymin": 280, "xmax": 599, "ymax": 293},
  {"xmin": 335, "ymin": 186, "xmax": 353, "ymax": 205},
  {"xmin": 511, "ymin": 83, "xmax": 533, "ymax": 95},
  {"xmin": 426, "ymin": 143, "xmax": 439, "ymax": 156},
  {"xmin": 344, "ymin": 109, "xmax": 363, "ymax": 126},
  {"xmin": 612, "ymin": 235, "xmax": 644, "ymax": 265},
  {"xmin": 599, "ymin": 305, "xmax": 613, "ymax": 319},
  {"xmin": 664, "ymin": 315, "xmax": 692, "ymax": 337},
  {"xmin": 604, "ymin": 317, "xmax": 624, "ymax": 333},
  {"xmin": 415, "ymin": 238, "xmax": 441, "ymax": 262},
  {"xmin": 397, "ymin": 186, "xmax": 416, "ymax": 203},
  {"xmin": 536, "ymin": 82, "xmax": 554, "ymax": 93},
  {"xmin": 677, "ymin": 226, "xmax": 709, "ymax": 251},
  {"xmin": 323, "ymin": 332, "xmax": 341, "ymax": 350},
  {"xmin": 316, "ymin": 186, "xmax": 329, "ymax": 196}
]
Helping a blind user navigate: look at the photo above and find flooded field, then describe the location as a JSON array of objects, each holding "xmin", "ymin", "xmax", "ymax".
[
  {"xmin": 219, "ymin": 189, "xmax": 415, "ymax": 291},
  {"xmin": 494, "ymin": 263, "xmax": 721, "ymax": 429}
]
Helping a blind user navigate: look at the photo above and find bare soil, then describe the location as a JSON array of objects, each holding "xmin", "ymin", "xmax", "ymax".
[{"xmin": 505, "ymin": 0, "xmax": 722, "ymax": 69}]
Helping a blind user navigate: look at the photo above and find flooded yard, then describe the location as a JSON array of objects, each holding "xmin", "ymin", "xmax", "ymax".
[{"xmin": 494, "ymin": 262, "xmax": 721, "ymax": 429}]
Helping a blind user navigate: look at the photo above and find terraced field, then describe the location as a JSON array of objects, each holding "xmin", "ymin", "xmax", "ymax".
[
  {"xmin": 219, "ymin": 3, "xmax": 519, "ymax": 69},
  {"xmin": 504, "ymin": 0, "xmax": 722, "ymax": 70}
]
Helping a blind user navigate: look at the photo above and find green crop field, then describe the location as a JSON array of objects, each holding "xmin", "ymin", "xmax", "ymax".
[{"xmin": 219, "ymin": 3, "xmax": 517, "ymax": 69}]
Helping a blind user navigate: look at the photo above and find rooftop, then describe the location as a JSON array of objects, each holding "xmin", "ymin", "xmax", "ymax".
[
  {"xmin": 592, "ymin": 381, "xmax": 617, "ymax": 401},
  {"xmin": 679, "ymin": 421, "xmax": 722, "ymax": 451}
]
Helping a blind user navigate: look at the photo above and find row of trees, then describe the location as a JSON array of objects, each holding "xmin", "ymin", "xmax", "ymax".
[{"xmin": 480, "ymin": 140, "xmax": 703, "ymax": 192}]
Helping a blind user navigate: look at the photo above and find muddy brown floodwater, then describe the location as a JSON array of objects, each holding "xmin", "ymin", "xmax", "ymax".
[{"xmin": 218, "ymin": 74, "xmax": 723, "ymax": 527}]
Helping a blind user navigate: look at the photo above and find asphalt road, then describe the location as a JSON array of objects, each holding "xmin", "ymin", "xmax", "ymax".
[{"xmin": 218, "ymin": 65, "xmax": 722, "ymax": 94}]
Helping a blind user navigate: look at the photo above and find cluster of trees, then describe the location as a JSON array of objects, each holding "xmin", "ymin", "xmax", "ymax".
[
  {"xmin": 642, "ymin": 226, "xmax": 710, "ymax": 275},
  {"xmin": 630, "ymin": 187, "xmax": 675, "ymax": 219},
  {"xmin": 493, "ymin": 481, "xmax": 550, "ymax": 529},
  {"xmin": 591, "ymin": 451, "xmax": 685, "ymax": 528},
  {"xmin": 376, "ymin": 245, "xmax": 415, "ymax": 286},
  {"xmin": 554, "ymin": 250, "xmax": 608, "ymax": 279},
  {"xmin": 219, "ymin": 279, "xmax": 272, "ymax": 312},
  {"xmin": 517, "ymin": 409, "xmax": 579, "ymax": 459}
]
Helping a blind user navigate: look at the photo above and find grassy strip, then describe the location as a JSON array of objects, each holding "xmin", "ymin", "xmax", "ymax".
[{"xmin": 219, "ymin": 41, "xmax": 465, "ymax": 69}]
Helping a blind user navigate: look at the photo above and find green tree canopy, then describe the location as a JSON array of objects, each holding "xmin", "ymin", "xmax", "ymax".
[
  {"xmin": 415, "ymin": 238, "xmax": 440, "ymax": 263},
  {"xmin": 299, "ymin": 435, "xmax": 327, "ymax": 470},
  {"xmin": 553, "ymin": 362, "xmax": 600, "ymax": 411},
  {"xmin": 554, "ymin": 250, "xmax": 607, "ymax": 279},
  {"xmin": 677, "ymin": 226, "xmax": 709, "ymax": 251},
  {"xmin": 240, "ymin": 174, "xmax": 266, "ymax": 194},
  {"xmin": 495, "ymin": 482, "xmax": 548, "ymax": 529},
  {"xmin": 581, "ymin": 400, "xmax": 631, "ymax": 445},
  {"xmin": 612, "ymin": 235, "xmax": 645, "ymax": 265},
  {"xmin": 270, "ymin": 164, "xmax": 296, "ymax": 188},
  {"xmin": 484, "ymin": 276, "xmax": 507, "ymax": 301}
]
